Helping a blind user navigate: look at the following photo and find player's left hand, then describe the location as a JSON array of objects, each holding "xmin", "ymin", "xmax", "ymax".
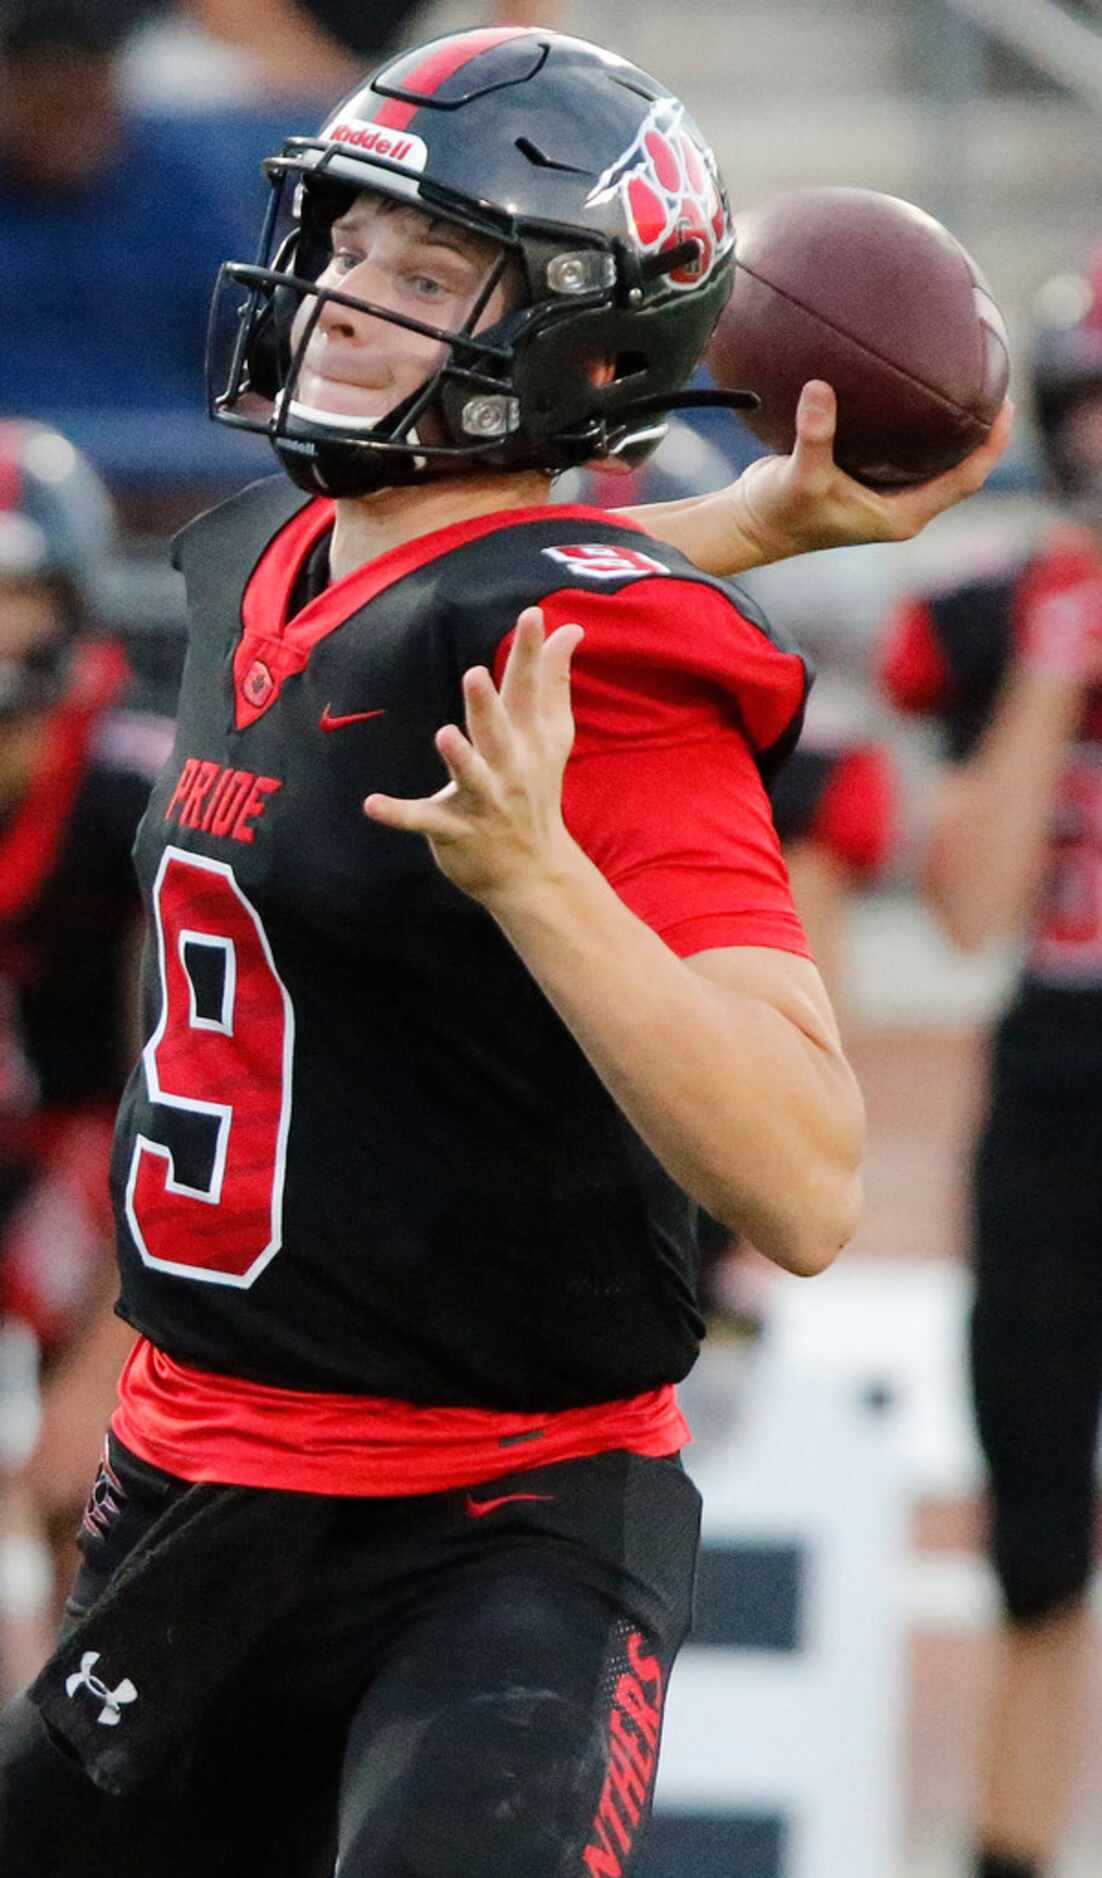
[
  {"xmin": 634, "ymin": 382, "xmax": 1014, "ymax": 576},
  {"xmin": 363, "ymin": 606, "xmax": 585, "ymax": 905}
]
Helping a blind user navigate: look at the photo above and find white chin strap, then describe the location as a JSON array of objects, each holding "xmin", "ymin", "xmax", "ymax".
[
  {"xmin": 278, "ymin": 391, "xmax": 428, "ymax": 475},
  {"xmin": 282, "ymin": 395, "xmax": 389, "ymax": 434}
]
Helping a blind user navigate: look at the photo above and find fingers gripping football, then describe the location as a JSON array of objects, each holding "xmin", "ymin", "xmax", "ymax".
[
  {"xmin": 363, "ymin": 607, "xmax": 585, "ymax": 905},
  {"xmin": 735, "ymin": 381, "xmax": 1015, "ymax": 560}
]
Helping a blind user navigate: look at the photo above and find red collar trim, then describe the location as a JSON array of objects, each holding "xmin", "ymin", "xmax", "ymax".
[{"xmin": 234, "ymin": 500, "xmax": 649, "ymax": 730}]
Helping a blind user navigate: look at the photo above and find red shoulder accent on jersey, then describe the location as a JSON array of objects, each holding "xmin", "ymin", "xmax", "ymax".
[
  {"xmin": 878, "ymin": 596, "xmax": 952, "ymax": 715},
  {"xmin": 495, "ymin": 577, "xmax": 807, "ymax": 757},
  {"xmin": 494, "ymin": 580, "xmax": 810, "ymax": 958},
  {"xmin": 807, "ymin": 744, "xmax": 897, "ymax": 880},
  {"xmin": 0, "ymin": 640, "xmax": 129, "ymax": 924},
  {"xmin": 234, "ymin": 502, "xmax": 649, "ymax": 730}
]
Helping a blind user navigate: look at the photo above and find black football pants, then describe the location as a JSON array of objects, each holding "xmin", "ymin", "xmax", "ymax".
[
  {"xmin": 0, "ymin": 1435, "xmax": 700, "ymax": 1876},
  {"xmin": 970, "ymin": 1073, "xmax": 1102, "ymax": 1623}
]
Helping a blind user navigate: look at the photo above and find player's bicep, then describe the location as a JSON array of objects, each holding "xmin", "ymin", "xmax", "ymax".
[{"xmin": 563, "ymin": 727, "xmax": 811, "ymax": 961}]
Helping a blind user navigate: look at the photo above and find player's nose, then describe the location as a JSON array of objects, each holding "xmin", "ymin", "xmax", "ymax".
[{"xmin": 317, "ymin": 262, "xmax": 395, "ymax": 340}]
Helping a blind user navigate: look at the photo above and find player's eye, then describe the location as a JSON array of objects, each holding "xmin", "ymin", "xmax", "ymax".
[
  {"xmin": 331, "ymin": 248, "xmax": 362, "ymax": 274},
  {"xmin": 403, "ymin": 271, "xmax": 452, "ymax": 300}
]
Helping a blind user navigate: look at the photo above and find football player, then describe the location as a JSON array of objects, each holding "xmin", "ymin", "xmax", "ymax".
[
  {"xmin": 0, "ymin": 422, "xmax": 170, "ymax": 1694},
  {"xmin": 880, "ymin": 255, "xmax": 1102, "ymax": 1878},
  {"xmin": 0, "ymin": 28, "xmax": 1008, "ymax": 1877}
]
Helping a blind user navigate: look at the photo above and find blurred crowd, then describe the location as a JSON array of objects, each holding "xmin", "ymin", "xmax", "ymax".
[{"xmin": 0, "ymin": 5, "xmax": 1100, "ymax": 1878}]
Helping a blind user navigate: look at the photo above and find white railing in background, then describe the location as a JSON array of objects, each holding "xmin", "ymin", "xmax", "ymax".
[{"xmin": 945, "ymin": 0, "xmax": 1102, "ymax": 111}]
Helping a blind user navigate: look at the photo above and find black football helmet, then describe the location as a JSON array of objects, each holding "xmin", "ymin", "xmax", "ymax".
[
  {"xmin": 1030, "ymin": 249, "xmax": 1102, "ymax": 497},
  {"xmin": 0, "ymin": 419, "xmax": 114, "ymax": 719},
  {"xmin": 208, "ymin": 26, "xmax": 754, "ymax": 498}
]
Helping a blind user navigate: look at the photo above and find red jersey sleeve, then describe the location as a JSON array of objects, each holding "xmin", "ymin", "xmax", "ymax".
[
  {"xmin": 494, "ymin": 578, "xmax": 811, "ymax": 959},
  {"xmin": 877, "ymin": 595, "xmax": 952, "ymax": 716},
  {"xmin": 808, "ymin": 744, "xmax": 898, "ymax": 880}
]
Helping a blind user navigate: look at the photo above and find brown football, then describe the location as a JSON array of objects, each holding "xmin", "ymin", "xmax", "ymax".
[{"xmin": 707, "ymin": 186, "xmax": 1011, "ymax": 486}]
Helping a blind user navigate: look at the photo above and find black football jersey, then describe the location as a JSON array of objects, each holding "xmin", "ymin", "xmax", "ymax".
[
  {"xmin": 881, "ymin": 543, "xmax": 1102, "ymax": 1097},
  {"xmin": 110, "ymin": 478, "xmax": 808, "ymax": 1408}
]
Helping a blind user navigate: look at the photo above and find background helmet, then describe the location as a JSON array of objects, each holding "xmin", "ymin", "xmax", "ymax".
[
  {"xmin": 208, "ymin": 26, "xmax": 747, "ymax": 498},
  {"xmin": 0, "ymin": 420, "xmax": 115, "ymax": 718},
  {"xmin": 1030, "ymin": 248, "xmax": 1102, "ymax": 497}
]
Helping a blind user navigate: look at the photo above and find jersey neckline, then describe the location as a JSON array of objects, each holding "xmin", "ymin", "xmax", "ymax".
[
  {"xmin": 243, "ymin": 499, "xmax": 651, "ymax": 645},
  {"xmin": 234, "ymin": 499, "xmax": 650, "ymax": 730}
]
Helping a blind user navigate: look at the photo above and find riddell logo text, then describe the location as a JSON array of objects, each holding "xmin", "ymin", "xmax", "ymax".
[
  {"xmin": 324, "ymin": 120, "xmax": 429, "ymax": 172},
  {"xmin": 165, "ymin": 758, "xmax": 282, "ymax": 844},
  {"xmin": 583, "ymin": 1631, "xmax": 665, "ymax": 1877}
]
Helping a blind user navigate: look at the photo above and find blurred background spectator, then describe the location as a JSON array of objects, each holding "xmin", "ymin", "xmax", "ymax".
[
  {"xmin": 187, "ymin": 0, "xmax": 563, "ymax": 97},
  {"xmin": 0, "ymin": 0, "xmax": 260, "ymax": 527},
  {"xmin": 0, "ymin": 0, "xmax": 570, "ymax": 526}
]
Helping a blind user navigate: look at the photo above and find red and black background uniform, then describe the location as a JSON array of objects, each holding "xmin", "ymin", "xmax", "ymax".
[
  {"xmin": 768, "ymin": 734, "xmax": 895, "ymax": 881},
  {"xmin": 881, "ymin": 539, "xmax": 1102, "ymax": 1621},
  {"xmin": 0, "ymin": 642, "xmax": 169, "ymax": 1354},
  {"xmin": 108, "ymin": 475, "xmax": 810, "ymax": 1495}
]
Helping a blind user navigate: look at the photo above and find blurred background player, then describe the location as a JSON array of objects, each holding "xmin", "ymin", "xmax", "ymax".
[
  {"xmin": 0, "ymin": 422, "xmax": 170, "ymax": 1696},
  {"xmin": 879, "ymin": 248, "xmax": 1102, "ymax": 1878}
]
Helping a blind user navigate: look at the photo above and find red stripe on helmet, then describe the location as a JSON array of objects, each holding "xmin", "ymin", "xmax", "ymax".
[{"xmin": 371, "ymin": 27, "xmax": 534, "ymax": 131}]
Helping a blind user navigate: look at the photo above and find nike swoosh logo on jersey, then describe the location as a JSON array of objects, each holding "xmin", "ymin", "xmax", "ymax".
[
  {"xmin": 320, "ymin": 704, "xmax": 387, "ymax": 732},
  {"xmin": 464, "ymin": 1491, "xmax": 557, "ymax": 1518}
]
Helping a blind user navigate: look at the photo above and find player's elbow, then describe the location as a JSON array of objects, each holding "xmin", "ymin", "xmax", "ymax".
[
  {"xmin": 770, "ymin": 1058, "xmax": 866, "ymax": 1276},
  {"xmin": 763, "ymin": 1163, "xmax": 863, "ymax": 1277},
  {"xmin": 708, "ymin": 1134, "xmax": 864, "ymax": 1279}
]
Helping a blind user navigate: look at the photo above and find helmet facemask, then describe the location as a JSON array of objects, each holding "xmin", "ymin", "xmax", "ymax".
[{"xmin": 210, "ymin": 167, "xmax": 572, "ymax": 497}]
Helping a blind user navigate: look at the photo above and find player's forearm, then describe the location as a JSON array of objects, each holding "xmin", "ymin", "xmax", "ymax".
[
  {"xmin": 923, "ymin": 665, "xmax": 1081, "ymax": 949},
  {"xmin": 486, "ymin": 842, "xmax": 864, "ymax": 1276},
  {"xmin": 618, "ymin": 490, "xmax": 766, "ymax": 577},
  {"xmin": 620, "ymin": 389, "xmax": 1014, "ymax": 577}
]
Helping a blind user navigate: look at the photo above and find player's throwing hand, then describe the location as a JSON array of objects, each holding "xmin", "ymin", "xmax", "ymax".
[
  {"xmin": 634, "ymin": 384, "xmax": 1014, "ymax": 577},
  {"xmin": 734, "ymin": 382, "xmax": 1015, "ymax": 558},
  {"xmin": 363, "ymin": 606, "xmax": 585, "ymax": 906}
]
